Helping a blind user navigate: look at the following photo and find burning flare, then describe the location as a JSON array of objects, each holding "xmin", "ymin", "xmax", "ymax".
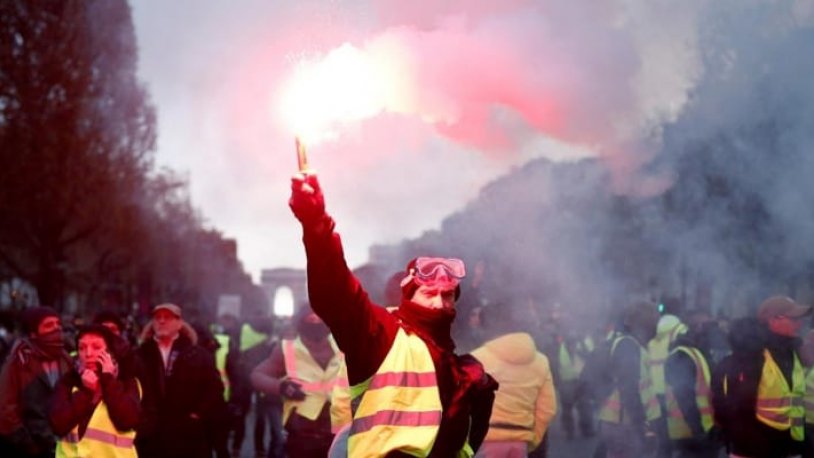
[{"xmin": 277, "ymin": 43, "xmax": 401, "ymax": 145}]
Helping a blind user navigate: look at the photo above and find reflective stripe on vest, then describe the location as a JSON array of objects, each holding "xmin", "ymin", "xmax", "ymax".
[
  {"xmin": 665, "ymin": 346, "xmax": 714, "ymax": 439},
  {"xmin": 281, "ymin": 336, "xmax": 344, "ymax": 425},
  {"xmin": 348, "ymin": 327, "xmax": 444, "ymax": 458},
  {"xmin": 214, "ymin": 333, "xmax": 231, "ymax": 401},
  {"xmin": 56, "ymin": 381, "xmax": 141, "ymax": 458},
  {"xmin": 648, "ymin": 321, "xmax": 687, "ymax": 396},
  {"xmin": 598, "ymin": 335, "xmax": 662, "ymax": 424},
  {"xmin": 756, "ymin": 349, "xmax": 805, "ymax": 440}
]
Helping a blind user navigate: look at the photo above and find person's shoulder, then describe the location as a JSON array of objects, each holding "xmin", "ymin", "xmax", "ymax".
[{"xmin": 614, "ymin": 335, "xmax": 640, "ymax": 352}]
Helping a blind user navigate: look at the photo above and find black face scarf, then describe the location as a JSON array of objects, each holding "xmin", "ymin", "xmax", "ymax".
[
  {"xmin": 31, "ymin": 329, "xmax": 66, "ymax": 359},
  {"xmin": 298, "ymin": 321, "xmax": 330, "ymax": 342},
  {"xmin": 395, "ymin": 298, "xmax": 456, "ymax": 351}
]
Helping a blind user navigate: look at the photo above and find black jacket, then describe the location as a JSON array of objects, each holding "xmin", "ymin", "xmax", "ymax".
[
  {"xmin": 0, "ymin": 338, "xmax": 72, "ymax": 457},
  {"xmin": 135, "ymin": 322, "xmax": 227, "ymax": 458},
  {"xmin": 711, "ymin": 317, "xmax": 803, "ymax": 458},
  {"xmin": 49, "ymin": 368, "xmax": 141, "ymax": 439}
]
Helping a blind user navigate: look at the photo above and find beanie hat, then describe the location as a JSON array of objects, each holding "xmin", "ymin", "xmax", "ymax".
[{"xmin": 21, "ymin": 306, "xmax": 59, "ymax": 334}]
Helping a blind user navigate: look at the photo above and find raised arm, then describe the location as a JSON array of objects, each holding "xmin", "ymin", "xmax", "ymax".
[{"xmin": 289, "ymin": 172, "xmax": 398, "ymax": 384}]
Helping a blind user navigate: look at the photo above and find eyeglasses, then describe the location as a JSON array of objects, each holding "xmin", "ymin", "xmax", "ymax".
[{"xmin": 413, "ymin": 257, "xmax": 466, "ymax": 287}]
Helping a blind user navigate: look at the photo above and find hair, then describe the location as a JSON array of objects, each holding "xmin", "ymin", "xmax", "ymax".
[
  {"xmin": 76, "ymin": 324, "xmax": 116, "ymax": 353},
  {"xmin": 92, "ymin": 310, "xmax": 125, "ymax": 334}
]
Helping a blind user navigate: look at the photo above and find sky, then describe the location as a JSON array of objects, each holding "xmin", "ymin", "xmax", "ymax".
[{"xmin": 128, "ymin": 0, "xmax": 738, "ymax": 281}]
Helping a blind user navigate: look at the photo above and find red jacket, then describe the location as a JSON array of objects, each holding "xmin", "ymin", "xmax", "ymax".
[{"xmin": 303, "ymin": 227, "xmax": 497, "ymax": 456}]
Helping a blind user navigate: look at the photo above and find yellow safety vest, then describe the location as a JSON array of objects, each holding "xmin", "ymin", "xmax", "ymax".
[
  {"xmin": 56, "ymin": 381, "xmax": 141, "ymax": 458},
  {"xmin": 559, "ymin": 341, "xmax": 587, "ymax": 382},
  {"xmin": 648, "ymin": 321, "xmax": 688, "ymax": 396},
  {"xmin": 665, "ymin": 346, "xmax": 713, "ymax": 439},
  {"xmin": 804, "ymin": 368, "xmax": 814, "ymax": 425},
  {"xmin": 214, "ymin": 333, "xmax": 231, "ymax": 401},
  {"xmin": 281, "ymin": 336, "xmax": 346, "ymax": 426},
  {"xmin": 598, "ymin": 335, "xmax": 661, "ymax": 424},
  {"xmin": 756, "ymin": 349, "xmax": 805, "ymax": 441},
  {"xmin": 239, "ymin": 323, "xmax": 268, "ymax": 352},
  {"xmin": 348, "ymin": 327, "xmax": 473, "ymax": 458},
  {"xmin": 329, "ymin": 359, "xmax": 353, "ymax": 433}
]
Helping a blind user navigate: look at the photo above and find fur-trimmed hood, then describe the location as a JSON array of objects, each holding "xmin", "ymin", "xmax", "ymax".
[{"xmin": 139, "ymin": 320, "xmax": 198, "ymax": 345}]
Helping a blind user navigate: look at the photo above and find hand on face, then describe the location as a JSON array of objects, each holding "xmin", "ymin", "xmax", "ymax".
[
  {"xmin": 97, "ymin": 350, "xmax": 118, "ymax": 376},
  {"xmin": 81, "ymin": 369, "xmax": 100, "ymax": 391}
]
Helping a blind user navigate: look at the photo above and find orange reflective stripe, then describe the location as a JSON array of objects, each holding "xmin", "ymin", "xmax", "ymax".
[
  {"xmin": 368, "ymin": 371, "xmax": 436, "ymax": 390},
  {"xmin": 298, "ymin": 381, "xmax": 339, "ymax": 391},
  {"xmin": 758, "ymin": 398, "xmax": 793, "ymax": 408},
  {"xmin": 759, "ymin": 410, "xmax": 791, "ymax": 424},
  {"xmin": 283, "ymin": 340, "xmax": 297, "ymax": 378},
  {"xmin": 350, "ymin": 410, "xmax": 442, "ymax": 435},
  {"xmin": 83, "ymin": 427, "xmax": 134, "ymax": 448},
  {"xmin": 604, "ymin": 398, "xmax": 622, "ymax": 410}
]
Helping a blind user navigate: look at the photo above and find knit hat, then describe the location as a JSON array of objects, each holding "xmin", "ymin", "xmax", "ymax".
[{"xmin": 21, "ymin": 306, "xmax": 59, "ymax": 334}]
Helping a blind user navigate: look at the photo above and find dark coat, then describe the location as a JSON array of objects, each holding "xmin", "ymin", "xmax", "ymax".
[
  {"xmin": 135, "ymin": 322, "xmax": 227, "ymax": 458},
  {"xmin": 0, "ymin": 338, "xmax": 72, "ymax": 457},
  {"xmin": 49, "ymin": 368, "xmax": 141, "ymax": 438},
  {"xmin": 711, "ymin": 317, "xmax": 803, "ymax": 458}
]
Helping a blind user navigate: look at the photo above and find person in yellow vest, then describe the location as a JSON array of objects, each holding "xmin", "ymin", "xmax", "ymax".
[
  {"xmin": 555, "ymin": 328, "xmax": 595, "ymax": 440},
  {"xmin": 648, "ymin": 297, "xmax": 688, "ymax": 458},
  {"xmin": 597, "ymin": 301, "xmax": 662, "ymax": 458},
  {"xmin": 471, "ymin": 304, "xmax": 557, "ymax": 457},
  {"xmin": 664, "ymin": 317, "xmax": 719, "ymax": 458},
  {"xmin": 712, "ymin": 297, "xmax": 809, "ymax": 458},
  {"xmin": 49, "ymin": 324, "xmax": 141, "ymax": 458},
  {"xmin": 251, "ymin": 305, "xmax": 344, "ymax": 458},
  {"xmin": 289, "ymin": 171, "xmax": 498, "ymax": 457}
]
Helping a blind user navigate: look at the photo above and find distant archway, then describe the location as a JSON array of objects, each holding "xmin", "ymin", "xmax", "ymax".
[
  {"xmin": 272, "ymin": 286, "xmax": 294, "ymax": 317},
  {"xmin": 260, "ymin": 268, "xmax": 307, "ymax": 317}
]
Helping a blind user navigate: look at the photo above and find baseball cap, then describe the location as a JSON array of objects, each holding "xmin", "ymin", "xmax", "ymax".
[
  {"xmin": 152, "ymin": 303, "xmax": 182, "ymax": 318},
  {"xmin": 757, "ymin": 296, "xmax": 812, "ymax": 322}
]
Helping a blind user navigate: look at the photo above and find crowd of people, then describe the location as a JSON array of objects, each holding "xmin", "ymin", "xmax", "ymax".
[{"xmin": 0, "ymin": 170, "xmax": 811, "ymax": 458}]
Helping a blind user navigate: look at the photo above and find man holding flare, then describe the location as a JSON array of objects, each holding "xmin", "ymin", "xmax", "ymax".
[{"xmin": 288, "ymin": 154, "xmax": 498, "ymax": 457}]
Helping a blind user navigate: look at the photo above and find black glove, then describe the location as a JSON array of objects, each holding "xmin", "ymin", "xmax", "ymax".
[
  {"xmin": 280, "ymin": 379, "xmax": 306, "ymax": 401},
  {"xmin": 289, "ymin": 173, "xmax": 327, "ymax": 227}
]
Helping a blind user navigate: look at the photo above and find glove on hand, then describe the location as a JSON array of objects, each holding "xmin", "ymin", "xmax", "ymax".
[
  {"xmin": 289, "ymin": 172, "xmax": 326, "ymax": 227},
  {"xmin": 280, "ymin": 379, "xmax": 307, "ymax": 401}
]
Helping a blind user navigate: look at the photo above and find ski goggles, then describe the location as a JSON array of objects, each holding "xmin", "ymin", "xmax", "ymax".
[{"xmin": 412, "ymin": 257, "xmax": 466, "ymax": 288}]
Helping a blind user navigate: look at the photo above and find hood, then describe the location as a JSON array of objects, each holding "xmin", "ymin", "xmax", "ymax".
[
  {"xmin": 727, "ymin": 317, "xmax": 767, "ymax": 356},
  {"xmin": 139, "ymin": 320, "xmax": 198, "ymax": 345},
  {"xmin": 482, "ymin": 332, "xmax": 537, "ymax": 365},
  {"xmin": 657, "ymin": 314, "xmax": 681, "ymax": 334}
]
